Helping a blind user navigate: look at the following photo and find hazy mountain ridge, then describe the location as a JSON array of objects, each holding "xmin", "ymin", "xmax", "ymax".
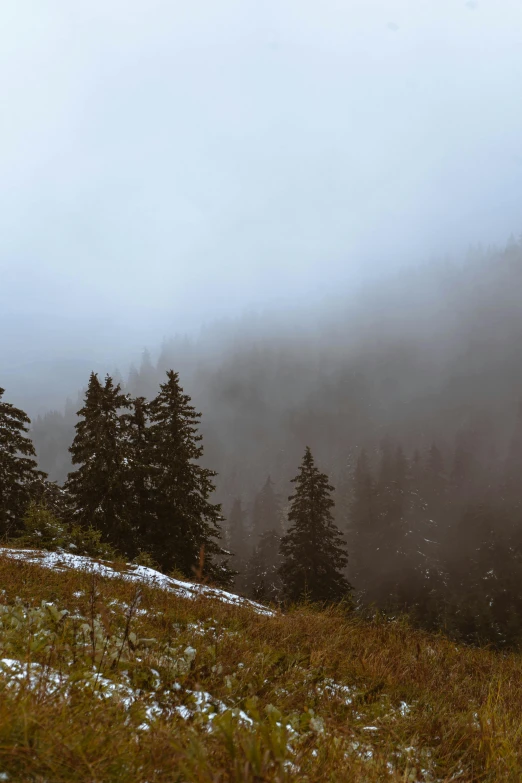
[{"xmin": 29, "ymin": 238, "xmax": 522, "ymax": 498}]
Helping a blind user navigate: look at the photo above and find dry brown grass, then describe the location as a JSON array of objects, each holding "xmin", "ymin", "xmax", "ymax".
[{"xmin": 0, "ymin": 552, "xmax": 521, "ymax": 782}]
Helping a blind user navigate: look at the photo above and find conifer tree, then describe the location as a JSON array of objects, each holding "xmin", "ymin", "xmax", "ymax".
[
  {"xmin": 373, "ymin": 443, "xmax": 411, "ymax": 606},
  {"xmin": 345, "ymin": 449, "xmax": 377, "ymax": 598},
  {"xmin": 279, "ymin": 446, "xmax": 350, "ymax": 603},
  {"xmin": 227, "ymin": 496, "xmax": 247, "ymax": 560},
  {"xmin": 28, "ymin": 476, "xmax": 71, "ymax": 522},
  {"xmin": 0, "ymin": 387, "xmax": 45, "ymax": 536},
  {"xmin": 252, "ymin": 476, "xmax": 282, "ymax": 539},
  {"xmin": 124, "ymin": 396, "xmax": 152, "ymax": 552},
  {"xmin": 226, "ymin": 496, "xmax": 249, "ymax": 592},
  {"xmin": 147, "ymin": 370, "xmax": 231, "ymax": 584},
  {"xmin": 504, "ymin": 401, "xmax": 522, "ymax": 505},
  {"xmin": 246, "ymin": 529, "xmax": 283, "ymax": 602},
  {"xmin": 66, "ymin": 373, "xmax": 134, "ymax": 554}
]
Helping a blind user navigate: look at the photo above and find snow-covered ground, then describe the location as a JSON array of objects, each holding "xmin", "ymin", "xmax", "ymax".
[{"xmin": 0, "ymin": 548, "xmax": 275, "ymax": 616}]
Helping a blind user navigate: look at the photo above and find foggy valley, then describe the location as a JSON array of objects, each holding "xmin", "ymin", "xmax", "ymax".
[{"xmin": 3, "ymin": 1, "xmax": 522, "ymax": 780}]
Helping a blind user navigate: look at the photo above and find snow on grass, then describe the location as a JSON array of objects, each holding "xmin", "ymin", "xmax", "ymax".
[
  {"xmin": 0, "ymin": 548, "xmax": 275, "ymax": 616},
  {"xmin": 0, "ymin": 658, "xmax": 64, "ymax": 693}
]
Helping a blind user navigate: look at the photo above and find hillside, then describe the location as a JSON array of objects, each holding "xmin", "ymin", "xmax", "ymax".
[{"xmin": 0, "ymin": 549, "xmax": 520, "ymax": 782}]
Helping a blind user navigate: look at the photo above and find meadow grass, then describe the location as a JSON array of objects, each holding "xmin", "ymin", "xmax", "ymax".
[{"xmin": 0, "ymin": 552, "xmax": 520, "ymax": 782}]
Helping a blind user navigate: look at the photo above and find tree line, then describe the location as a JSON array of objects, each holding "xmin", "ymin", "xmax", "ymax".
[
  {"xmin": 5, "ymin": 365, "xmax": 522, "ymax": 649},
  {"xmin": 0, "ymin": 376, "xmax": 350, "ymax": 602}
]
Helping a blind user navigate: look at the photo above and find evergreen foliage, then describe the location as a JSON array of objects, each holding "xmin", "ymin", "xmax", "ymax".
[
  {"xmin": 0, "ymin": 387, "xmax": 45, "ymax": 537},
  {"xmin": 66, "ymin": 373, "xmax": 134, "ymax": 554},
  {"xmin": 227, "ymin": 497, "xmax": 247, "ymax": 560},
  {"xmin": 123, "ymin": 395, "xmax": 153, "ymax": 552},
  {"xmin": 280, "ymin": 447, "xmax": 351, "ymax": 604},
  {"xmin": 252, "ymin": 476, "xmax": 282, "ymax": 539},
  {"xmin": 15, "ymin": 500, "xmax": 115, "ymax": 558},
  {"xmin": 246, "ymin": 528, "xmax": 283, "ymax": 602},
  {"xmin": 226, "ymin": 497, "xmax": 249, "ymax": 592},
  {"xmin": 147, "ymin": 371, "xmax": 232, "ymax": 585},
  {"xmin": 345, "ymin": 449, "xmax": 377, "ymax": 599}
]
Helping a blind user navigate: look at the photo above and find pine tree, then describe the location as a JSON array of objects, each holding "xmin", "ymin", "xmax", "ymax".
[
  {"xmin": 147, "ymin": 370, "xmax": 231, "ymax": 584},
  {"xmin": 246, "ymin": 529, "xmax": 283, "ymax": 602},
  {"xmin": 279, "ymin": 446, "xmax": 350, "ymax": 603},
  {"xmin": 124, "ymin": 396, "xmax": 153, "ymax": 553},
  {"xmin": 226, "ymin": 496, "xmax": 249, "ymax": 592},
  {"xmin": 504, "ymin": 401, "xmax": 522, "ymax": 505},
  {"xmin": 372, "ymin": 443, "xmax": 411, "ymax": 607},
  {"xmin": 345, "ymin": 449, "xmax": 377, "ymax": 599},
  {"xmin": 252, "ymin": 476, "xmax": 282, "ymax": 539},
  {"xmin": 66, "ymin": 373, "xmax": 134, "ymax": 554},
  {"xmin": 0, "ymin": 388, "xmax": 45, "ymax": 536},
  {"xmin": 228, "ymin": 496, "xmax": 247, "ymax": 560},
  {"xmin": 27, "ymin": 475, "xmax": 71, "ymax": 522}
]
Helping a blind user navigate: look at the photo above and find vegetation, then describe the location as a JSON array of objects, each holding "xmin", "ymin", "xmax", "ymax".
[
  {"xmin": 0, "ymin": 387, "xmax": 44, "ymax": 538},
  {"xmin": 66, "ymin": 373, "xmax": 133, "ymax": 554},
  {"xmin": 280, "ymin": 447, "xmax": 350, "ymax": 604},
  {"xmin": 0, "ymin": 552, "xmax": 521, "ymax": 781},
  {"xmin": 146, "ymin": 370, "xmax": 231, "ymax": 583}
]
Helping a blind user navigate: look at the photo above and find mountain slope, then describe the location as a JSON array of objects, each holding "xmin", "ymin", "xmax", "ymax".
[{"xmin": 0, "ymin": 548, "xmax": 520, "ymax": 782}]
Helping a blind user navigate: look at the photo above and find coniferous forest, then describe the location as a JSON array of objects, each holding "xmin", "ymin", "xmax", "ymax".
[{"xmin": 5, "ymin": 239, "xmax": 522, "ymax": 649}]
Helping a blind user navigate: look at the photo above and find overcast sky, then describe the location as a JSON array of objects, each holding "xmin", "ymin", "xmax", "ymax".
[{"xmin": 2, "ymin": 0, "xmax": 522, "ymax": 376}]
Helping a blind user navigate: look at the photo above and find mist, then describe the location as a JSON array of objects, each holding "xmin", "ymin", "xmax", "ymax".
[{"xmin": 2, "ymin": 0, "xmax": 522, "ymax": 415}]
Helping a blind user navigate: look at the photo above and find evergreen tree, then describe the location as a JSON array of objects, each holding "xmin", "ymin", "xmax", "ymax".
[
  {"xmin": 345, "ymin": 449, "xmax": 378, "ymax": 600},
  {"xmin": 227, "ymin": 496, "xmax": 248, "ymax": 560},
  {"xmin": 66, "ymin": 373, "xmax": 134, "ymax": 554},
  {"xmin": 246, "ymin": 529, "xmax": 283, "ymax": 602},
  {"xmin": 0, "ymin": 387, "xmax": 45, "ymax": 537},
  {"xmin": 444, "ymin": 502, "xmax": 522, "ymax": 647},
  {"xmin": 124, "ymin": 396, "xmax": 153, "ymax": 553},
  {"xmin": 226, "ymin": 496, "xmax": 249, "ymax": 592},
  {"xmin": 504, "ymin": 401, "xmax": 522, "ymax": 505},
  {"xmin": 252, "ymin": 476, "xmax": 282, "ymax": 539},
  {"xmin": 279, "ymin": 446, "xmax": 350, "ymax": 603},
  {"xmin": 28, "ymin": 475, "xmax": 71, "ymax": 522},
  {"xmin": 147, "ymin": 370, "xmax": 231, "ymax": 584}
]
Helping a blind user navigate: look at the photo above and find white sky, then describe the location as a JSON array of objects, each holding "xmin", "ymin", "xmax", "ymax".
[{"xmin": 1, "ymin": 0, "xmax": 522, "ymax": 371}]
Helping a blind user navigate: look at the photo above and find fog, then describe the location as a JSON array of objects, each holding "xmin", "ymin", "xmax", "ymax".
[{"xmin": 2, "ymin": 0, "xmax": 522, "ymax": 412}]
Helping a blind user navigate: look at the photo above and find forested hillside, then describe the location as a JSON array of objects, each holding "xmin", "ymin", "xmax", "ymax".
[{"xmin": 3, "ymin": 237, "xmax": 522, "ymax": 648}]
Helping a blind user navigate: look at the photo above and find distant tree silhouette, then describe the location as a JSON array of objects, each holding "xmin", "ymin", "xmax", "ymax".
[
  {"xmin": 246, "ymin": 529, "xmax": 283, "ymax": 602},
  {"xmin": 252, "ymin": 476, "xmax": 282, "ymax": 539},
  {"xmin": 345, "ymin": 449, "xmax": 377, "ymax": 599},
  {"xmin": 226, "ymin": 496, "xmax": 249, "ymax": 592}
]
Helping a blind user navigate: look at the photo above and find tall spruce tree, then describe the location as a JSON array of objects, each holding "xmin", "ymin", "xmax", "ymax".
[
  {"xmin": 124, "ymin": 396, "xmax": 153, "ymax": 553},
  {"xmin": 147, "ymin": 370, "xmax": 231, "ymax": 584},
  {"xmin": 345, "ymin": 449, "xmax": 377, "ymax": 599},
  {"xmin": 372, "ymin": 443, "xmax": 411, "ymax": 607},
  {"xmin": 226, "ymin": 496, "xmax": 249, "ymax": 592},
  {"xmin": 227, "ymin": 496, "xmax": 248, "ymax": 560},
  {"xmin": 279, "ymin": 446, "xmax": 350, "ymax": 603},
  {"xmin": 246, "ymin": 529, "xmax": 283, "ymax": 602},
  {"xmin": 0, "ymin": 388, "xmax": 45, "ymax": 536},
  {"xmin": 66, "ymin": 373, "xmax": 134, "ymax": 554},
  {"xmin": 252, "ymin": 476, "xmax": 282, "ymax": 539}
]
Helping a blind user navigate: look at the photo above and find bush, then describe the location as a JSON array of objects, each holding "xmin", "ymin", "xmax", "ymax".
[{"xmin": 13, "ymin": 502, "xmax": 116, "ymax": 559}]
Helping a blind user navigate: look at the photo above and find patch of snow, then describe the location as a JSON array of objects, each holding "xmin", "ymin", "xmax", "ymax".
[
  {"xmin": 0, "ymin": 548, "xmax": 275, "ymax": 616},
  {"xmin": 318, "ymin": 677, "xmax": 356, "ymax": 705},
  {"xmin": 0, "ymin": 658, "xmax": 64, "ymax": 694}
]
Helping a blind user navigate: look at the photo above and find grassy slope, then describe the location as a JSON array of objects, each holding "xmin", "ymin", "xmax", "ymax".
[{"xmin": 0, "ymin": 552, "xmax": 520, "ymax": 782}]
